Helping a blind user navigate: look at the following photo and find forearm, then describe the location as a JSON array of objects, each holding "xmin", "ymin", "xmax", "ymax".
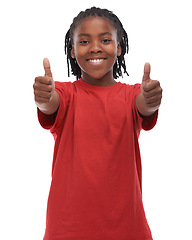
[{"xmin": 36, "ymin": 90, "xmax": 60, "ymax": 115}]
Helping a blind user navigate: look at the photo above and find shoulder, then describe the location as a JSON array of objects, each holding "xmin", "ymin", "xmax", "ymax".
[
  {"xmin": 55, "ymin": 79, "xmax": 81, "ymax": 91},
  {"xmin": 54, "ymin": 80, "xmax": 78, "ymax": 99},
  {"xmin": 117, "ymin": 82, "xmax": 141, "ymax": 99},
  {"xmin": 119, "ymin": 81, "xmax": 141, "ymax": 90},
  {"xmin": 55, "ymin": 80, "xmax": 74, "ymax": 91}
]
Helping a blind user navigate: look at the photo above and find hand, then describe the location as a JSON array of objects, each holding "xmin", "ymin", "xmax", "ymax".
[
  {"xmin": 33, "ymin": 58, "xmax": 55, "ymax": 104},
  {"xmin": 141, "ymin": 63, "xmax": 162, "ymax": 113}
]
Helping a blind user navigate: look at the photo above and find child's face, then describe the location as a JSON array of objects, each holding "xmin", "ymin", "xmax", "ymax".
[{"xmin": 71, "ymin": 16, "xmax": 121, "ymax": 85}]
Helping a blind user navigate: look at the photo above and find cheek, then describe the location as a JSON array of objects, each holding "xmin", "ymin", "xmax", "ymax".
[
  {"xmin": 73, "ymin": 47, "xmax": 87, "ymax": 64},
  {"xmin": 106, "ymin": 48, "xmax": 118, "ymax": 66},
  {"xmin": 75, "ymin": 51, "xmax": 86, "ymax": 68},
  {"xmin": 106, "ymin": 43, "xmax": 119, "ymax": 57}
]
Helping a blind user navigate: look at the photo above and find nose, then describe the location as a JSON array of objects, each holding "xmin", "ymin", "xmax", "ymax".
[{"xmin": 90, "ymin": 40, "xmax": 102, "ymax": 53}]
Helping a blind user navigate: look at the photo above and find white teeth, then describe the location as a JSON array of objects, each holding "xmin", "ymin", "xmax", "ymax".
[{"xmin": 89, "ymin": 59, "xmax": 104, "ymax": 63}]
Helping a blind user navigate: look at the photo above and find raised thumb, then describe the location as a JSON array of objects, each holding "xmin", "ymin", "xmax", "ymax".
[
  {"xmin": 142, "ymin": 62, "xmax": 151, "ymax": 83},
  {"xmin": 43, "ymin": 58, "xmax": 52, "ymax": 78}
]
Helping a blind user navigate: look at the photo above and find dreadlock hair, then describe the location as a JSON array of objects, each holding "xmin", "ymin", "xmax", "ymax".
[{"xmin": 64, "ymin": 7, "xmax": 129, "ymax": 80}]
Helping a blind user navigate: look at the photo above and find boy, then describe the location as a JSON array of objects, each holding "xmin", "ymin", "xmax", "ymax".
[{"xmin": 33, "ymin": 7, "xmax": 162, "ymax": 240}]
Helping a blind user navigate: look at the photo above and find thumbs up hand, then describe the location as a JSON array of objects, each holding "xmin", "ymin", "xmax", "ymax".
[
  {"xmin": 33, "ymin": 58, "xmax": 55, "ymax": 104},
  {"xmin": 33, "ymin": 58, "xmax": 60, "ymax": 115},
  {"xmin": 137, "ymin": 63, "xmax": 163, "ymax": 116}
]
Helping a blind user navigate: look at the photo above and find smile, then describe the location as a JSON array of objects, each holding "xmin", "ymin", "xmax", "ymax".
[{"xmin": 87, "ymin": 58, "xmax": 106, "ymax": 63}]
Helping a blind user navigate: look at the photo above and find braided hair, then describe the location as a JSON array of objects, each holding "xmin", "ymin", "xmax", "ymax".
[{"xmin": 65, "ymin": 7, "xmax": 129, "ymax": 80}]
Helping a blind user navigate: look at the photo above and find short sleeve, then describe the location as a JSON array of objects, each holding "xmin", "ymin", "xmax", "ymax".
[
  {"xmin": 37, "ymin": 81, "xmax": 72, "ymax": 131},
  {"xmin": 131, "ymin": 84, "xmax": 158, "ymax": 132}
]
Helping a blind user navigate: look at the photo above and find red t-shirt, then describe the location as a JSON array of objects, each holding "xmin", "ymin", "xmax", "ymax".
[{"xmin": 38, "ymin": 78, "xmax": 158, "ymax": 240}]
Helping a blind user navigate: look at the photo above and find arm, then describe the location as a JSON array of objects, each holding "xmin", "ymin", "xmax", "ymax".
[
  {"xmin": 136, "ymin": 63, "xmax": 163, "ymax": 117},
  {"xmin": 33, "ymin": 58, "xmax": 60, "ymax": 115}
]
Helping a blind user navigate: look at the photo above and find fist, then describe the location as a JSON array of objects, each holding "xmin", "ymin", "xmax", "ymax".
[
  {"xmin": 33, "ymin": 58, "xmax": 55, "ymax": 104},
  {"xmin": 141, "ymin": 63, "xmax": 163, "ymax": 111}
]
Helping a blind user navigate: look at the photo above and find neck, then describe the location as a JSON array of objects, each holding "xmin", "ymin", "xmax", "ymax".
[{"xmin": 81, "ymin": 72, "xmax": 117, "ymax": 87}]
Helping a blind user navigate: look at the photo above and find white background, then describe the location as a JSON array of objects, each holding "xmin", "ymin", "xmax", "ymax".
[{"xmin": 0, "ymin": 0, "xmax": 191, "ymax": 239}]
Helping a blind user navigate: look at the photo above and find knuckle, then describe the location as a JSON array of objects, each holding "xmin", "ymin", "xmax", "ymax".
[
  {"xmin": 34, "ymin": 87, "xmax": 38, "ymax": 93},
  {"xmin": 153, "ymin": 80, "xmax": 160, "ymax": 86},
  {"xmin": 44, "ymin": 76, "xmax": 49, "ymax": 83},
  {"xmin": 45, "ymin": 76, "xmax": 52, "ymax": 84},
  {"xmin": 33, "ymin": 83, "xmax": 39, "ymax": 91},
  {"xmin": 35, "ymin": 96, "xmax": 41, "ymax": 103},
  {"xmin": 156, "ymin": 80, "xmax": 160, "ymax": 86},
  {"xmin": 35, "ymin": 76, "xmax": 40, "ymax": 83},
  {"xmin": 48, "ymin": 85, "xmax": 53, "ymax": 92},
  {"xmin": 47, "ymin": 92, "xmax": 52, "ymax": 99}
]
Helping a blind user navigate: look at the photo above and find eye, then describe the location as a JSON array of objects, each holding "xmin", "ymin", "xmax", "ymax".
[
  {"xmin": 79, "ymin": 40, "xmax": 89, "ymax": 45},
  {"xmin": 101, "ymin": 39, "xmax": 112, "ymax": 44}
]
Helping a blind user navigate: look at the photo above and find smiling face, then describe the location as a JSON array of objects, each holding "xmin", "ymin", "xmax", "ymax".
[{"xmin": 71, "ymin": 16, "xmax": 121, "ymax": 86}]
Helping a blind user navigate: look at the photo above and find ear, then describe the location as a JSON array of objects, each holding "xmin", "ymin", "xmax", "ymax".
[
  {"xmin": 71, "ymin": 46, "xmax": 76, "ymax": 59},
  {"xmin": 117, "ymin": 43, "xmax": 122, "ymax": 57}
]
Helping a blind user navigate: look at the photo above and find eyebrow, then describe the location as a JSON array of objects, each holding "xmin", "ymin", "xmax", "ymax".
[{"xmin": 78, "ymin": 32, "xmax": 112, "ymax": 37}]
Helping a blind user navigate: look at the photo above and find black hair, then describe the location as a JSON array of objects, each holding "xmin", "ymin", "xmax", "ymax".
[{"xmin": 64, "ymin": 7, "xmax": 129, "ymax": 80}]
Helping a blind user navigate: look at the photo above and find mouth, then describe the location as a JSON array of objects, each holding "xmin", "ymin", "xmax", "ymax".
[{"xmin": 87, "ymin": 58, "xmax": 107, "ymax": 64}]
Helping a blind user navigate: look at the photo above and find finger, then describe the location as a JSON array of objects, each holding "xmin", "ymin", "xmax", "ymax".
[
  {"xmin": 34, "ymin": 95, "xmax": 51, "ymax": 104},
  {"xmin": 33, "ymin": 81, "xmax": 53, "ymax": 92},
  {"xmin": 143, "ymin": 89, "xmax": 162, "ymax": 100},
  {"xmin": 143, "ymin": 80, "xmax": 160, "ymax": 92},
  {"xmin": 145, "ymin": 99, "xmax": 162, "ymax": 109},
  {"xmin": 34, "ymin": 89, "xmax": 52, "ymax": 99},
  {"xmin": 144, "ymin": 94, "xmax": 162, "ymax": 105},
  {"xmin": 43, "ymin": 58, "xmax": 52, "ymax": 78},
  {"xmin": 142, "ymin": 62, "xmax": 151, "ymax": 83},
  {"xmin": 35, "ymin": 76, "xmax": 52, "ymax": 85}
]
